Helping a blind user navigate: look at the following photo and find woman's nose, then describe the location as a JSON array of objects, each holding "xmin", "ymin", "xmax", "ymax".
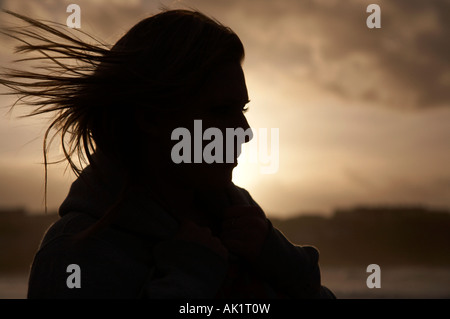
[{"xmin": 236, "ymin": 113, "xmax": 253, "ymax": 143}]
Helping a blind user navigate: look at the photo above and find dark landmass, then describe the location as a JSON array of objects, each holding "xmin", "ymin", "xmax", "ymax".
[
  {"xmin": 0, "ymin": 208, "xmax": 58, "ymax": 272},
  {"xmin": 0, "ymin": 205, "xmax": 449, "ymax": 272},
  {"xmin": 271, "ymin": 205, "xmax": 450, "ymax": 267}
]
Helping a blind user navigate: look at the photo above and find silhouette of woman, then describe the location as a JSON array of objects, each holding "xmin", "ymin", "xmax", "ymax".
[{"xmin": 0, "ymin": 9, "xmax": 335, "ymax": 299}]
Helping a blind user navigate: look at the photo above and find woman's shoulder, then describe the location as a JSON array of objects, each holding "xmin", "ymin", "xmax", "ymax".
[
  {"xmin": 28, "ymin": 211, "xmax": 155, "ymax": 298},
  {"xmin": 230, "ymin": 183, "xmax": 260, "ymax": 207}
]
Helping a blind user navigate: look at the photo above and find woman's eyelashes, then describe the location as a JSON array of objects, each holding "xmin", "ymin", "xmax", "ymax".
[{"xmin": 211, "ymin": 103, "xmax": 249, "ymax": 116}]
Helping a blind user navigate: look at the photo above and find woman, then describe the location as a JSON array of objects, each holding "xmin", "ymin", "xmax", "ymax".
[{"xmin": 1, "ymin": 9, "xmax": 335, "ymax": 299}]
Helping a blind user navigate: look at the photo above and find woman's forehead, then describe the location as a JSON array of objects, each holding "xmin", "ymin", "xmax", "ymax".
[{"xmin": 199, "ymin": 63, "xmax": 249, "ymax": 104}]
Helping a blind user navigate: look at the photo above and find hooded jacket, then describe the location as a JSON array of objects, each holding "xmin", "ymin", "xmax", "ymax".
[{"xmin": 27, "ymin": 154, "xmax": 334, "ymax": 299}]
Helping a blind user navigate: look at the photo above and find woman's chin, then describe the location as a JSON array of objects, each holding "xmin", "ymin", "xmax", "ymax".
[{"xmin": 195, "ymin": 164, "xmax": 235, "ymax": 190}]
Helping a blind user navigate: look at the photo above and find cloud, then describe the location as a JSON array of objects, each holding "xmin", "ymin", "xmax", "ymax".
[
  {"xmin": 2, "ymin": 0, "xmax": 449, "ymax": 109},
  {"xmin": 186, "ymin": 0, "xmax": 450, "ymax": 109},
  {"xmin": 0, "ymin": 160, "xmax": 72, "ymax": 212}
]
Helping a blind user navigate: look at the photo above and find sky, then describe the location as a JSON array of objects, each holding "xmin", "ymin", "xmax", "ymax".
[{"xmin": 0, "ymin": 0, "xmax": 449, "ymax": 218}]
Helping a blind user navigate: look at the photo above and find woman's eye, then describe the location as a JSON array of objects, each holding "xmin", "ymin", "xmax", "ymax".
[{"xmin": 211, "ymin": 105, "xmax": 249, "ymax": 115}]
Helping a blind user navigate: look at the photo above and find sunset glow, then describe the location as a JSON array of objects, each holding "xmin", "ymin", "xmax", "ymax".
[{"xmin": 1, "ymin": 0, "xmax": 449, "ymax": 219}]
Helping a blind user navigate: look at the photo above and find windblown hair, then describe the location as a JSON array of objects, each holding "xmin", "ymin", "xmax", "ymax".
[{"xmin": 0, "ymin": 9, "xmax": 245, "ymax": 211}]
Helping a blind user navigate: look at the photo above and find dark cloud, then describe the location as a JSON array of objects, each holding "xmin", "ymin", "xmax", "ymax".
[
  {"xmin": 188, "ymin": 0, "xmax": 450, "ymax": 109},
  {"xmin": 2, "ymin": 0, "xmax": 449, "ymax": 109}
]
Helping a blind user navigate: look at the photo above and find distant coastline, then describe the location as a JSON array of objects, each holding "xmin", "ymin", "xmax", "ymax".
[{"xmin": 1, "ymin": 205, "xmax": 449, "ymax": 272}]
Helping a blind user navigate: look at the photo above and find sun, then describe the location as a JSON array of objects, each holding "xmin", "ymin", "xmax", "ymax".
[{"xmin": 232, "ymin": 154, "xmax": 261, "ymax": 190}]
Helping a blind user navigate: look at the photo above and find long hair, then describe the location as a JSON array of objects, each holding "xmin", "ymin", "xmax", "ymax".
[{"xmin": 0, "ymin": 9, "xmax": 245, "ymax": 221}]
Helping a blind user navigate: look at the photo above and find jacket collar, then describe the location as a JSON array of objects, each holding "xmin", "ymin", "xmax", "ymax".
[{"xmin": 58, "ymin": 152, "xmax": 179, "ymax": 240}]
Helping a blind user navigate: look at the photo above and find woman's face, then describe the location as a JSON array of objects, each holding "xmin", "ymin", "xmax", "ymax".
[{"xmin": 149, "ymin": 62, "xmax": 252, "ymax": 191}]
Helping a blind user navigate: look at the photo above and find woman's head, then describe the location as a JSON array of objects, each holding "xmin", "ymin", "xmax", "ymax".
[
  {"xmin": 1, "ymin": 9, "xmax": 251, "ymax": 192},
  {"xmin": 92, "ymin": 10, "xmax": 250, "ymax": 190}
]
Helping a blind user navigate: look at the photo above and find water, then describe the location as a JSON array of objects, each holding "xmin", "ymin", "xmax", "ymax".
[
  {"xmin": 321, "ymin": 266, "xmax": 450, "ymax": 299},
  {"xmin": 0, "ymin": 273, "xmax": 28, "ymax": 299},
  {"xmin": 1, "ymin": 266, "xmax": 449, "ymax": 299}
]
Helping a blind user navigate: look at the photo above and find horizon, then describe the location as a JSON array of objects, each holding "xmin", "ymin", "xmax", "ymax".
[{"xmin": 1, "ymin": 201, "xmax": 449, "ymax": 221}]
